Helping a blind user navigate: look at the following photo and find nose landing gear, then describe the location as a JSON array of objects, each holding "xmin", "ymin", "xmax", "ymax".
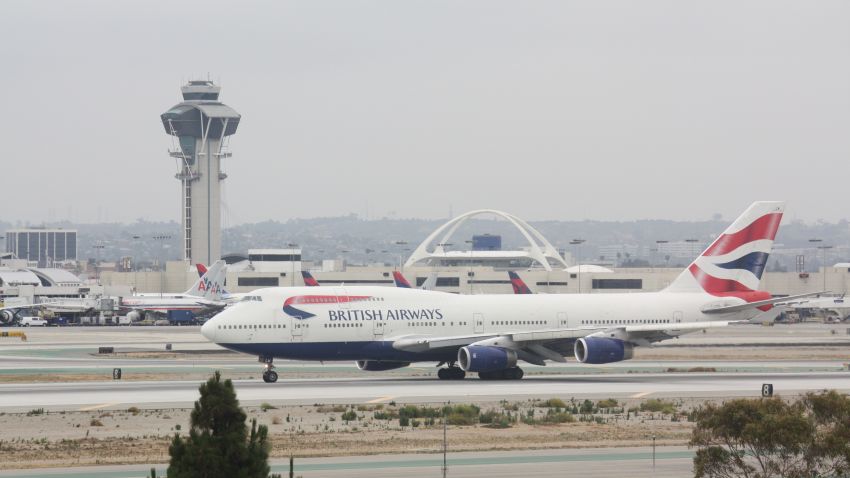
[{"xmin": 259, "ymin": 356, "xmax": 278, "ymax": 383}]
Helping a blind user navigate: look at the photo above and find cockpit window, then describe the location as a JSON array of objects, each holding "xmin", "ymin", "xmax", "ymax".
[{"xmin": 240, "ymin": 295, "xmax": 263, "ymax": 302}]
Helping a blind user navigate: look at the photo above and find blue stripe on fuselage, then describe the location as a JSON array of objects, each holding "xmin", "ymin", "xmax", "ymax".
[{"xmin": 218, "ymin": 341, "xmax": 455, "ymax": 362}]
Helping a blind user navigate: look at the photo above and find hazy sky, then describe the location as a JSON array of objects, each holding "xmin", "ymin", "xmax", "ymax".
[{"xmin": 1, "ymin": 1, "xmax": 848, "ymax": 225}]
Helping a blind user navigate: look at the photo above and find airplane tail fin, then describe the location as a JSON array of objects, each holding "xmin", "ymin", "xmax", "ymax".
[
  {"xmin": 186, "ymin": 260, "xmax": 227, "ymax": 300},
  {"xmin": 508, "ymin": 271, "xmax": 533, "ymax": 294},
  {"xmin": 301, "ymin": 271, "xmax": 320, "ymax": 287},
  {"xmin": 196, "ymin": 263, "xmax": 208, "ymax": 278},
  {"xmin": 419, "ymin": 272, "xmax": 438, "ymax": 291},
  {"xmin": 664, "ymin": 201, "xmax": 785, "ymax": 300},
  {"xmin": 392, "ymin": 271, "xmax": 412, "ymax": 288}
]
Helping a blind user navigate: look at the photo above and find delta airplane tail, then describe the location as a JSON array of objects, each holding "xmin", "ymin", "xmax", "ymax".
[
  {"xmin": 664, "ymin": 201, "xmax": 784, "ymax": 304},
  {"xmin": 186, "ymin": 260, "xmax": 227, "ymax": 300},
  {"xmin": 392, "ymin": 271, "xmax": 413, "ymax": 288},
  {"xmin": 301, "ymin": 271, "xmax": 320, "ymax": 287},
  {"xmin": 508, "ymin": 271, "xmax": 532, "ymax": 294}
]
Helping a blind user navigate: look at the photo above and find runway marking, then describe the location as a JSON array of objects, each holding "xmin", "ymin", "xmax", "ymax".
[
  {"xmin": 366, "ymin": 395, "xmax": 396, "ymax": 404},
  {"xmin": 630, "ymin": 391, "xmax": 653, "ymax": 399},
  {"xmin": 78, "ymin": 402, "xmax": 122, "ymax": 411}
]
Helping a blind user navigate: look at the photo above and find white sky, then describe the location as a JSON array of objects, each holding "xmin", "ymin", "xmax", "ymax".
[{"xmin": 1, "ymin": 1, "xmax": 848, "ymax": 224}]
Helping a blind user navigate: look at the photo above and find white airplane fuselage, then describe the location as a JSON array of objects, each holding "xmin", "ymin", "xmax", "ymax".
[{"xmin": 201, "ymin": 285, "xmax": 754, "ymax": 363}]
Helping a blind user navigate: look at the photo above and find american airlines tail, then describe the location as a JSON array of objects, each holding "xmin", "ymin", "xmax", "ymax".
[
  {"xmin": 186, "ymin": 260, "xmax": 227, "ymax": 300},
  {"xmin": 664, "ymin": 201, "xmax": 785, "ymax": 303}
]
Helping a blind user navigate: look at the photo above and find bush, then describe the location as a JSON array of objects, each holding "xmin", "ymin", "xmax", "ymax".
[
  {"xmin": 259, "ymin": 403, "xmax": 277, "ymax": 411},
  {"xmin": 597, "ymin": 398, "xmax": 618, "ymax": 409},
  {"xmin": 26, "ymin": 408, "xmax": 45, "ymax": 416},
  {"xmin": 480, "ymin": 410, "xmax": 515, "ymax": 428},
  {"xmin": 535, "ymin": 398, "xmax": 567, "ymax": 408},
  {"xmin": 640, "ymin": 399, "xmax": 677, "ymax": 414},
  {"xmin": 580, "ymin": 399, "xmax": 595, "ymax": 414},
  {"xmin": 399, "ymin": 416, "xmax": 410, "ymax": 427},
  {"xmin": 90, "ymin": 419, "xmax": 104, "ymax": 427},
  {"xmin": 373, "ymin": 410, "xmax": 399, "ymax": 420},
  {"xmin": 341, "ymin": 410, "xmax": 357, "ymax": 422}
]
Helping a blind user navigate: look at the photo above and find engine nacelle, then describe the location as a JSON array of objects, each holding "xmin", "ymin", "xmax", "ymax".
[
  {"xmin": 0, "ymin": 310, "xmax": 14, "ymax": 325},
  {"xmin": 574, "ymin": 337, "xmax": 634, "ymax": 364},
  {"xmin": 356, "ymin": 360, "xmax": 410, "ymax": 371},
  {"xmin": 458, "ymin": 346, "xmax": 518, "ymax": 372}
]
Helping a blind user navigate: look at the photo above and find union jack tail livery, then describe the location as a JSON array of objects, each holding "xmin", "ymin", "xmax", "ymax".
[
  {"xmin": 392, "ymin": 271, "xmax": 413, "ymax": 288},
  {"xmin": 301, "ymin": 271, "xmax": 320, "ymax": 287},
  {"xmin": 665, "ymin": 201, "xmax": 785, "ymax": 304},
  {"xmin": 508, "ymin": 271, "xmax": 533, "ymax": 294}
]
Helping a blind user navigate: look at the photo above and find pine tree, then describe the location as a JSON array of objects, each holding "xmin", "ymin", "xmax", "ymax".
[{"xmin": 168, "ymin": 371, "xmax": 271, "ymax": 478}]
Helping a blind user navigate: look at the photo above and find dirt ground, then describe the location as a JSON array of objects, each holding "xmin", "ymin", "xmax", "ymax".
[{"xmin": 0, "ymin": 398, "xmax": 697, "ymax": 470}]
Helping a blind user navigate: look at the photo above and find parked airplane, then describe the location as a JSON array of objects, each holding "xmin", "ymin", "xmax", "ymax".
[
  {"xmin": 119, "ymin": 260, "xmax": 227, "ymax": 317},
  {"xmin": 202, "ymin": 202, "xmax": 812, "ymax": 383},
  {"xmin": 393, "ymin": 271, "xmax": 437, "ymax": 290},
  {"xmin": 301, "ymin": 271, "xmax": 320, "ymax": 287},
  {"xmin": 508, "ymin": 271, "xmax": 533, "ymax": 294}
]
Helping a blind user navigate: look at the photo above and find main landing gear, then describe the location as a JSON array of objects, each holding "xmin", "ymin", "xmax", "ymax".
[
  {"xmin": 478, "ymin": 367, "xmax": 524, "ymax": 380},
  {"xmin": 437, "ymin": 364, "xmax": 466, "ymax": 380},
  {"xmin": 260, "ymin": 356, "xmax": 278, "ymax": 383}
]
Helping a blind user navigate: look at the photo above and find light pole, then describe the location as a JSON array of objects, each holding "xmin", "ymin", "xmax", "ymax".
[
  {"xmin": 132, "ymin": 235, "xmax": 141, "ymax": 292},
  {"xmin": 652, "ymin": 434, "xmax": 656, "ymax": 472},
  {"xmin": 685, "ymin": 238, "xmax": 699, "ymax": 262},
  {"xmin": 570, "ymin": 239, "xmax": 585, "ymax": 293},
  {"xmin": 287, "ymin": 243, "xmax": 299, "ymax": 286},
  {"xmin": 394, "ymin": 241, "xmax": 408, "ymax": 271},
  {"xmin": 153, "ymin": 234, "xmax": 171, "ymax": 297},
  {"xmin": 809, "ymin": 239, "xmax": 832, "ymax": 292},
  {"xmin": 655, "ymin": 240, "xmax": 669, "ymax": 268},
  {"xmin": 93, "ymin": 242, "xmax": 105, "ymax": 284}
]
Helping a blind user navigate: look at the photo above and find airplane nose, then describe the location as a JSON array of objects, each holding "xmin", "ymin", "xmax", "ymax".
[{"xmin": 201, "ymin": 318, "xmax": 216, "ymax": 342}]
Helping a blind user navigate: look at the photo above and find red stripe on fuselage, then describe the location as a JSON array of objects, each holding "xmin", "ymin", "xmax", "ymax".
[
  {"xmin": 284, "ymin": 295, "xmax": 371, "ymax": 306},
  {"xmin": 703, "ymin": 213, "xmax": 783, "ymax": 257}
]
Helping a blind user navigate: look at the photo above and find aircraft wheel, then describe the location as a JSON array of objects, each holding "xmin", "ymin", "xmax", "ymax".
[
  {"xmin": 509, "ymin": 367, "xmax": 524, "ymax": 380},
  {"xmin": 438, "ymin": 368, "xmax": 449, "ymax": 380},
  {"xmin": 262, "ymin": 370, "xmax": 278, "ymax": 383},
  {"xmin": 451, "ymin": 368, "xmax": 466, "ymax": 380}
]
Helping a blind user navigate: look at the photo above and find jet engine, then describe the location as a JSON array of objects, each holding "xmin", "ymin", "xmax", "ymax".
[
  {"xmin": 458, "ymin": 346, "xmax": 517, "ymax": 372},
  {"xmin": 0, "ymin": 310, "xmax": 13, "ymax": 325},
  {"xmin": 356, "ymin": 360, "xmax": 410, "ymax": 371},
  {"xmin": 574, "ymin": 337, "xmax": 634, "ymax": 364}
]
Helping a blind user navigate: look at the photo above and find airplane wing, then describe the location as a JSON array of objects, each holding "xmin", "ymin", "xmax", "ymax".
[
  {"xmin": 392, "ymin": 321, "xmax": 729, "ymax": 364},
  {"xmin": 701, "ymin": 292, "xmax": 824, "ymax": 314}
]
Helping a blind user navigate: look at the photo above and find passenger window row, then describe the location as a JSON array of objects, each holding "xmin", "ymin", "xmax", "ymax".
[
  {"xmin": 218, "ymin": 324, "xmax": 286, "ymax": 329},
  {"xmin": 493, "ymin": 320, "xmax": 545, "ymax": 326},
  {"xmin": 581, "ymin": 319, "xmax": 671, "ymax": 325}
]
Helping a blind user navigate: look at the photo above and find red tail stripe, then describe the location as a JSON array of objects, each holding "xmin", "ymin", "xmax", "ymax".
[
  {"xmin": 689, "ymin": 264, "xmax": 753, "ymax": 293},
  {"xmin": 703, "ymin": 213, "xmax": 783, "ymax": 257},
  {"xmin": 393, "ymin": 271, "xmax": 412, "ymax": 288},
  {"xmin": 689, "ymin": 264, "xmax": 773, "ymax": 310}
]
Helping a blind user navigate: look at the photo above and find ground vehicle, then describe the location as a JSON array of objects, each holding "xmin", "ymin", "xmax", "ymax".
[{"xmin": 19, "ymin": 316, "xmax": 47, "ymax": 327}]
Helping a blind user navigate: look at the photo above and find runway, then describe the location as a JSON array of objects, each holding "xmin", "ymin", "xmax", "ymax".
[
  {"xmin": 2, "ymin": 371, "xmax": 849, "ymax": 411},
  {"xmin": 0, "ymin": 446, "xmax": 693, "ymax": 478}
]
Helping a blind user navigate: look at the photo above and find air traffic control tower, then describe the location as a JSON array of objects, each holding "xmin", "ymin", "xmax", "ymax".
[{"xmin": 161, "ymin": 80, "xmax": 241, "ymax": 265}]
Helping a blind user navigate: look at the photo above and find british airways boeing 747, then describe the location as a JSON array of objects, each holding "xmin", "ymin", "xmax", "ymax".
[{"xmin": 202, "ymin": 202, "xmax": 809, "ymax": 383}]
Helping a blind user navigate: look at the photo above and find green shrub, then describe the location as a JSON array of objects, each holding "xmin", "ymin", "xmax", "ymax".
[
  {"xmin": 535, "ymin": 398, "xmax": 567, "ymax": 408},
  {"xmin": 341, "ymin": 410, "xmax": 357, "ymax": 422},
  {"xmin": 399, "ymin": 416, "xmax": 410, "ymax": 427},
  {"xmin": 640, "ymin": 399, "xmax": 677, "ymax": 414},
  {"xmin": 597, "ymin": 398, "xmax": 618, "ymax": 409}
]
